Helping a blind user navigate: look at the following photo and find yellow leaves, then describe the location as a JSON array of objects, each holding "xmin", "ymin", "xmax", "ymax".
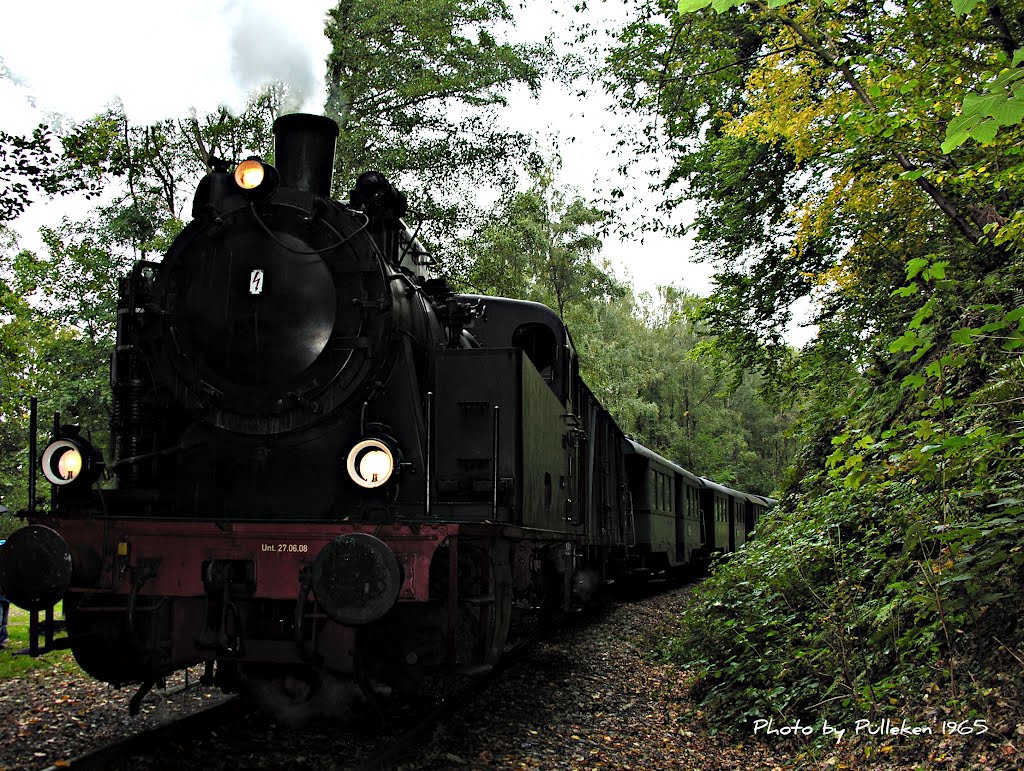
[
  {"xmin": 808, "ymin": 263, "xmax": 855, "ymax": 290},
  {"xmin": 723, "ymin": 49, "xmax": 851, "ymax": 165}
]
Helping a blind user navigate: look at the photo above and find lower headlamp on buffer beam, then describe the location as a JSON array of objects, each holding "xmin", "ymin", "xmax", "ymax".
[{"xmin": 345, "ymin": 437, "xmax": 399, "ymax": 489}]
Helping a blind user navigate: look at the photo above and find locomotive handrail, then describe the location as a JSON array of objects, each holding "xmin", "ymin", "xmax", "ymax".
[
  {"xmin": 112, "ymin": 440, "xmax": 206, "ymax": 468},
  {"xmin": 248, "ymin": 202, "xmax": 369, "ymax": 255},
  {"xmin": 626, "ymin": 490, "xmax": 636, "ymax": 547},
  {"xmin": 492, "ymin": 405, "xmax": 500, "ymax": 520},
  {"xmin": 426, "ymin": 391, "xmax": 434, "ymax": 518},
  {"xmin": 397, "ymin": 216, "xmax": 427, "ymax": 265}
]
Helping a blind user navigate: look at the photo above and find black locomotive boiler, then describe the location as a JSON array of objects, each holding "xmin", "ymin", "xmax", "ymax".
[{"xmin": 0, "ymin": 113, "xmax": 774, "ymax": 718}]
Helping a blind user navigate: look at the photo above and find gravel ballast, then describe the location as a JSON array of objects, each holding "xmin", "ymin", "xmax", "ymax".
[
  {"xmin": 0, "ymin": 587, "xmax": 796, "ymax": 770},
  {"xmin": 3, "ymin": 586, "xmax": 998, "ymax": 769},
  {"xmin": 0, "ymin": 663, "xmax": 226, "ymax": 771}
]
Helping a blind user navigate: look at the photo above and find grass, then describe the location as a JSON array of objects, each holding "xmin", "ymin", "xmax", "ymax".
[{"xmin": 0, "ymin": 603, "xmax": 80, "ymax": 680}]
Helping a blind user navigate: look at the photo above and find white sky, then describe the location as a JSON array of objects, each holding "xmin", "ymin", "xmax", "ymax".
[{"xmin": 0, "ymin": 0, "xmax": 816, "ymax": 346}]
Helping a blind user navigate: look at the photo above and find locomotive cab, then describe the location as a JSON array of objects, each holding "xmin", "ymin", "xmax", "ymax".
[{"xmin": 457, "ymin": 295, "xmax": 576, "ymax": 405}]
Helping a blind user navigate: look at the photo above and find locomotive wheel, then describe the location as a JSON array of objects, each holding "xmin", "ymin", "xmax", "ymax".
[
  {"xmin": 243, "ymin": 665, "xmax": 362, "ymax": 726},
  {"xmin": 449, "ymin": 541, "xmax": 513, "ymax": 671}
]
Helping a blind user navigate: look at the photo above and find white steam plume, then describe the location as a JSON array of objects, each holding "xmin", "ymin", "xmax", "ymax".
[
  {"xmin": 0, "ymin": 1, "xmax": 333, "ymax": 128},
  {"xmin": 228, "ymin": 2, "xmax": 328, "ymax": 115}
]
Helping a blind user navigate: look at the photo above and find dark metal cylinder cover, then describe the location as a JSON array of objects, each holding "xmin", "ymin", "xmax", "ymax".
[
  {"xmin": 311, "ymin": 533, "xmax": 401, "ymax": 625},
  {"xmin": 0, "ymin": 525, "xmax": 73, "ymax": 611},
  {"xmin": 273, "ymin": 113, "xmax": 340, "ymax": 198}
]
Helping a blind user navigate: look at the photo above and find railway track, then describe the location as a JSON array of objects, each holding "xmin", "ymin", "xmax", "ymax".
[
  {"xmin": 40, "ymin": 697, "xmax": 248, "ymax": 771},
  {"xmin": 37, "ymin": 628, "xmax": 546, "ymax": 771},
  {"xmin": 358, "ymin": 633, "xmax": 543, "ymax": 770},
  {"xmin": 33, "ymin": 589, "xmax": 667, "ymax": 771},
  {"xmin": 17, "ymin": 588, "xmax": 699, "ymax": 771}
]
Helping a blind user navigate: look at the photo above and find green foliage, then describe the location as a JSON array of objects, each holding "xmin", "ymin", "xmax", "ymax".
[
  {"xmin": 324, "ymin": 0, "xmax": 552, "ymax": 261},
  {"xmin": 614, "ymin": 0, "xmax": 1024, "ymax": 390},
  {"xmin": 661, "ymin": 257, "xmax": 1024, "ymax": 733},
  {"xmin": 578, "ymin": 290, "xmax": 794, "ymax": 492},
  {"xmin": 0, "ymin": 220, "xmax": 123, "ymax": 529},
  {"xmin": 56, "ymin": 89, "xmax": 283, "ymax": 259},
  {"xmin": 943, "ymin": 49, "xmax": 1024, "ymax": 152},
  {"xmin": 0, "ymin": 125, "xmax": 103, "ymax": 223},
  {"xmin": 460, "ymin": 165, "xmax": 620, "ymax": 317}
]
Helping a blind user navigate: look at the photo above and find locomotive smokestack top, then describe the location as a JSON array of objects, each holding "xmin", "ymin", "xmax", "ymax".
[{"xmin": 272, "ymin": 113, "xmax": 340, "ymax": 198}]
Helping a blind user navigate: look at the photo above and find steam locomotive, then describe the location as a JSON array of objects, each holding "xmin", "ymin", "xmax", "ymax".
[{"xmin": 0, "ymin": 113, "xmax": 773, "ymax": 718}]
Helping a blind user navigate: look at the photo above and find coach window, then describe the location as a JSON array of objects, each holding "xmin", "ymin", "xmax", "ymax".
[{"xmin": 512, "ymin": 323, "xmax": 556, "ymax": 381}]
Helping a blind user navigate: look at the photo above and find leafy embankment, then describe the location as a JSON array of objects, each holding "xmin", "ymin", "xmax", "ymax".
[{"xmin": 663, "ymin": 257, "xmax": 1024, "ymax": 748}]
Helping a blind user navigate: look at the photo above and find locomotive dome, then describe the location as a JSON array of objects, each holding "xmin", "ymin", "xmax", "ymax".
[{"xmin": 142, "ymin": 115, "xmax": 393, "ymax": 435}]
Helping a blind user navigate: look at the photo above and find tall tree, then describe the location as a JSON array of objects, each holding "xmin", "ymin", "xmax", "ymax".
[
  {"xmin": 605, "ymin": 0, "xmax": 1024, "ymax": 378},
  {"xmin": 57, "ymin": 87, "xmax": 288, "ymax": 259},
  {"xmin": 586, "ymin": 287, "xmax": 795, "ymax": 492},
  {"xmin": 462, "ymin": 166, "xmax": 621, "ymax": 320},
  {"xmin": 323, "ymin": 0, "xmax": 551, "ymax": 266}
]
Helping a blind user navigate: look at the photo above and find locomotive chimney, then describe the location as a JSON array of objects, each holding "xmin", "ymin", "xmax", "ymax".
[{"xmin": 272, "ymin": 113, "xmax": 340, "ymax": 198}]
